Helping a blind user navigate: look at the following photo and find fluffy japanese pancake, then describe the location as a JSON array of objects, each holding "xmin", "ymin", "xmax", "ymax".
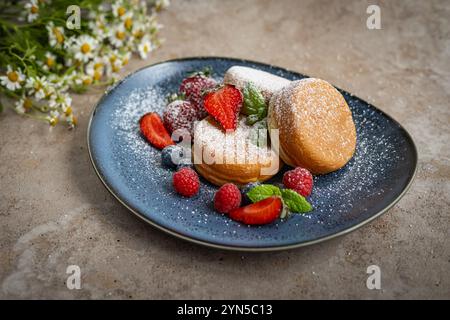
[
  {"xmin": 268, "ymin": 78, "xmax": 356, "ymax": 174},
  {"xmin": 193, "ymin": 116, "xmax": 282, "ymax": 186},
  {"xmin": 224, "ymin": 66, "xmax": 290, "ymax": 103}
]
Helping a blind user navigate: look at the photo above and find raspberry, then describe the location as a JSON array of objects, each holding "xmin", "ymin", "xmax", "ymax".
[
  {"xmin": 163, "ymin": 100, "xmax": 203, "ymax": 136},
  {"xmin": 173, "ymin": 167, "xmax": 200, "ymax": 197},
  {"xmin": 282, "ymin": 167, "xmax": 313, "ymax": 197},
  {"xmin": 180, "ymin": 73, "xmax": 217, "ymax": 118},
  {"xmin": 214, "ymin": 183, "xmax": 242, "ymax": 214}
]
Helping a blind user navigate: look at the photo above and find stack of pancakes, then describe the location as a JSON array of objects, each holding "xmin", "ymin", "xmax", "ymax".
[{"xmin": 194, "ymin": 66, "xmax": 356, "ymax": 186}]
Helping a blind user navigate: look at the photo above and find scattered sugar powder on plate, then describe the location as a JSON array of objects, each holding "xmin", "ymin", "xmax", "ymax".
[{"xmin": 101, "ymin": 73, "xmax": 407, "ymax": 241}]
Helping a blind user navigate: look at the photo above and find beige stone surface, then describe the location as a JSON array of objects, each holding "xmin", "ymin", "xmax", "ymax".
[{"xmin": 0, "ymin": 0, "xmax": 449, "ymax": 299}]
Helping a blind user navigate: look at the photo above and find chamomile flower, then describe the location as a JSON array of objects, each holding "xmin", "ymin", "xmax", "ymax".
[
  {"xmin": 15, "ymin": 96, "xmax": 33, "ymax": 114},
  {"xmin": 48, "ymin": 92, "xmax": 72, "ymax": 110},
  {"xmin": 105, "ymin": 56, "xmax": 122, "ymax": 80},
  {"xmin": 89, "ymin": 14, "xmax": 108, "ymax": 40},
  {"xmin": 132, "ymin": 22, "xmax": 145, "ymax": 40},
  {"xmin": 46, "ymin": 22, "xmax": 65, "ymax": 48},
  {"xmin": 155, "ymin": 0, "xmax": 170, "ymax": 11},
  {"xmin": 112, "ymin": 1, "xmax": 127, "ymax": 18},
  {"xmin": 122, "ymin": 12, "xmax": 134, "ymax": 30},
  {"xmin": 25, "ymin": 76, "xmax": 47, "ymax": 101},
  {"xmin": 66, "ymin": 114, "xmax": 78, "ymax": 127},
  {"xmin": 43, "ymin": 52, "xmax": 57, "ymax": 71},
  {"xmin": 86, "ymin": 61, "xmax": 104, "ymax": 82},
  {"xmin": 24, "ymin": 0, "xmax": 39, "ymax": 22},
  {"xmin": 59, "ymin": 93, "xmax": 72, "ymax": 110},
  {"xmin": 50, "ymin": 110, "xmax": 60, "ymax": 118},
  {"xmin": 0, "ymin": 65, "xmax": 25, "ymax": 91},
  {"xmin": 80, "ymin": 74, "xmax": 94, "ymax": 86},
  {"xmin": 138, "ymin": 37, "xmax": 152, "ymax": 59},
  {"xmin": 70, "ymin": 35, "xmax": 98, "ymax": 63},
  {"xmin": 46, "ymin": 114, "xmax": 59, "ymax": 126},
  {"xmin": 109, "ymin": 25, "xmax": 127, "ymax": 48},
  {"xmin": 121, "ymin": 52, "xmax": 131, "ymax": 66}
]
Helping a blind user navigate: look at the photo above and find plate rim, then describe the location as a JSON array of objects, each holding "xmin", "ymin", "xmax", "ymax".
[{"xmin": 86, "ymin": 56, "xmax": 418, "ymax": 252}]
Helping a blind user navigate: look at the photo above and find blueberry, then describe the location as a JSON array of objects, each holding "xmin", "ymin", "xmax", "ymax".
[
  {"xmin": 161, "ymin": 145, "xmax": 185, "ymax": 169},
  {"xmin": 240, "ymin": 182, "xmax": 261, "ymax": 202},
  {"xmin": 176, "ymin": 157, "xmax": 194, "ymax": 170}
]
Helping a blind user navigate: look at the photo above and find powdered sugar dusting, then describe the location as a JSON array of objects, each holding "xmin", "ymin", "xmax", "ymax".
[
  {"xmin": 194, "ymin": 116, "xmax": 275, "ymax": 165},
  {"xmin": 224, "ymin": 66, "xmax": 290, "ymax": 102}
]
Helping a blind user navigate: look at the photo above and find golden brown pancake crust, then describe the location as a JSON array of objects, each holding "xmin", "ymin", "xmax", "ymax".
[
  {"xmin": 268, "ymin": 78, "xmax": 356, "ymax": 174},
  {"xmin": 193, "ymin": 117, "xmax": 282, "ymax": 186}
]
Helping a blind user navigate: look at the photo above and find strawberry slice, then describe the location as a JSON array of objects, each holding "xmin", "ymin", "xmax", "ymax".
[
  {"xmin": 229, "ymin": 196, "xmax": 282, "ymax": 225},
  {"xmin": 139, "ymin": 112, "xmax": 175, "ymax": 149},
  {"xmin": 203, "ymin": 84, "xmax": 242, "ymax": 131}
]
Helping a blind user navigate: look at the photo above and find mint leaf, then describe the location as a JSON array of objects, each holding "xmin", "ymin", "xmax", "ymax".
[
  {"xmin": 242, "ymin": 83, "xmax": 267, "ymax": 125},
  {"xmin": 281, "ymin": 189, "xmax": 312, "ymax": 213},
  {"xmin": 247, "ymin": 184, "xmax": 281, "ymax": 203},
  {"xmin": 248, "ymin": 119, "xmax": 268, "ymax": 147},
  {"xmin": 246, "ymin": 114, "xmax": 260, "ymax": 125}
]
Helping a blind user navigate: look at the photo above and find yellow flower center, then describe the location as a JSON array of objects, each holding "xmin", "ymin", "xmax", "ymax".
[
  {"xmin": 109, "ymin": 55, "xmax": 117, "ymax": 64},
  {"xmin": 46, "ymin": 57, "xmax": 55, "ymax": 67},
  {"xmin": 71, "ymin": 116, "xmax": 78, "ymax": 126},
  {"xmin": 134, "ymin": 30, "xmax": 144, "ymax": 39},
  {"xmin": 94, "ymin": 62, "xmax": 103, "ymax": 70},
  {"xmin": 112, "ymin": 64, "xmax": 120, "ymax": 72},
  {"xmin": 65, "ymin": 107, "xmax": 72, "ymax": 116},
  {"xmin": 53, "ymin": 28, "xmax": 64, "ymax": 44},
  {"xmin": 31, "ymin": 5, "xmax": 39, "ymax": 14},
  {"xmin": 118, "ymin": 7, "xmax": 126, "ymax": 17},
  {"xmin": 23, "ymin": 98, "xmax": 33, "ymax": 110},
  {"xmin": 94, "ymin": 70, "xmax": 102, "ymax": 81},
  {"xmin": 7, "ymin": 71, "xmax": 19, "ymax": 82},
  {"xmin": 81, "ymin": 43, "xmax": 91, "ymax": 54},
  {"xmin": 122, "ymin": 57, "xmax": 129, "ymax": 65},
  {"xmin": 143, "ymin": 44, "xmax": 149, "ymax": 53},
  {"xmin": 49, "ymin": 117, "xmax": 58, "ymax": 126},
  {"xmin": 124, "ymin": 18, "xmax": 133, "ymax": 29},
  {"xmin": 116, "ymin": 31, "xmax": 125, "ymax": 40},
  {"xmin": 83, "ymin": 77, "xmax": 93, "ymax": 86}
]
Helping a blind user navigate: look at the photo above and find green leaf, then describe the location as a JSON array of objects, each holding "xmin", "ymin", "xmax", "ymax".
[
  {"xmin": 242, "ymin": 83, "xmax": 267, "ymax": 124},
  {"xmin": 187, "ymin": 66, "xmax": 212, "ymax": 77},
  {"xmin": 248, "ymin": 119, "xmax": 268, "ymax": 147},
  {"xmin": 247, "ymin": 184, "xmax": 281, "ymax": 203},
  {"xmin": 281, "ymin": 189, "xmax": 312, "ymax": 213},
  {"xmin": 246, "ymin": 114, "xmax": 260, "ymax": 125}
]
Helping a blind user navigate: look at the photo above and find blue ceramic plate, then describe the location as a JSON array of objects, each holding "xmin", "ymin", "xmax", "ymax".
[{"xmin": 87, "ymin": 57, "xmax": 417, "ymax": 251}]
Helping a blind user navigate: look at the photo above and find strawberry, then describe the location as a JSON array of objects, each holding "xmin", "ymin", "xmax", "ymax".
[
  {"xmin": 228, "ymin": 196, "xmax": 282, "ymax": 225},
  {"xmin": 139, "ymin": 112, "xmax": 174, "ymax": 150},
  {"xmin": 179, "ymin": 70, "xmax": 217, "ymax": 118},
  {"xmin": 203, "ymin": 85, "xmax": 242, "ymax": 131}
]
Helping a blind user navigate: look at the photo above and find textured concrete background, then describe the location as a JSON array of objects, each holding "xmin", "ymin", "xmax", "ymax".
[{"xmin": 1, "ymin": 0, "xmax": 449, "ymax": 299}]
